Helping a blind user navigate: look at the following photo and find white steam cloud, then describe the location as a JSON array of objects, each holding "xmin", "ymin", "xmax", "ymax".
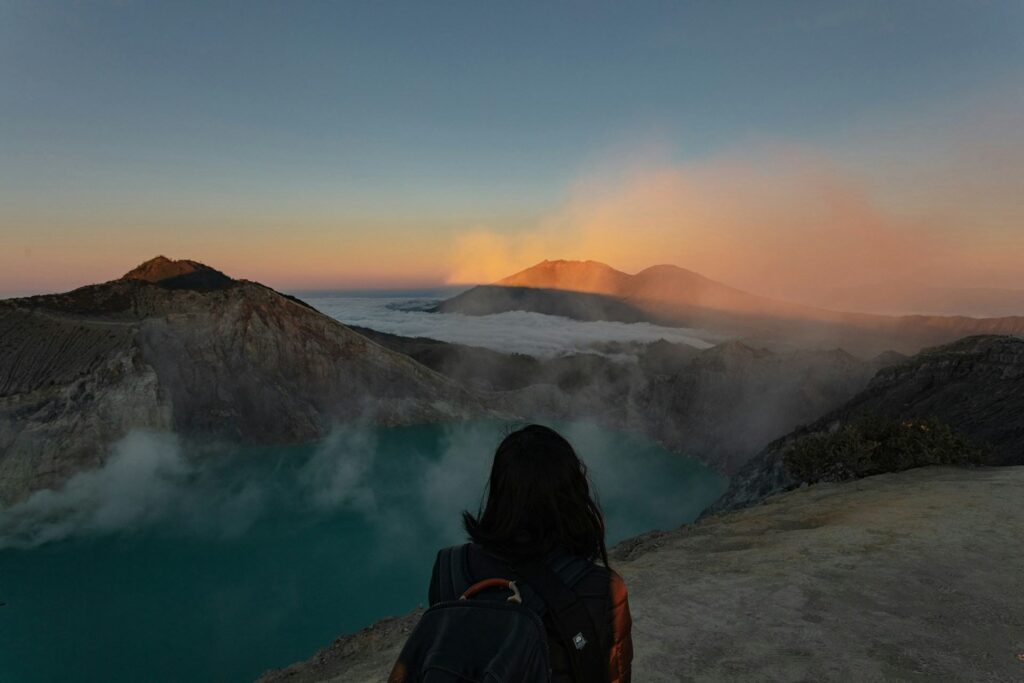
[
  {"xmin": 0, "ymin": 432, "xmax": 195, "ymax": 548},
  {"xmin": 419, "ymin": 422, "xmax": 496, "ymax": 538},
  {"xmin": 299, "ymin": 426, "xmax": 379, "ymax": 513},
  {"xmin": 0, "ymin": 421, "xmax": 724, "ymax": 551},
  {"xmin": 0, "ymin": 429, "xmax": 386, "ymax": 549}
]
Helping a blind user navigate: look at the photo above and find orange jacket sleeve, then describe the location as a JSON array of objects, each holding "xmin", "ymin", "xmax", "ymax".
[{"xmin": 608, "ymin": 571, "xmax": 633, "ymax": 683}]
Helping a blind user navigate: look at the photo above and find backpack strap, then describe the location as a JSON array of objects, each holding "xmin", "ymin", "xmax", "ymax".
[
  {"xmin": 549, "ymin": 552, "xmax": 593, "ymax": 590},
  {"xmin": 515, "ymin": 556, "xmax": 606, "ymax": 683},
  {"xmin": 517, "ymin": 551, "xmax": 591, "ymax": 612},
  {"xmin": 436, "ymin": 544, "xmax": 473, "ymax": 602}
]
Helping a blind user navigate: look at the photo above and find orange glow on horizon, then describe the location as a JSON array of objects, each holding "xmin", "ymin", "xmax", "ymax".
[
  {"xmin": 4, "ymin": 137, "xmax": 1023, "ymax": 302},
  {"xmin": 444, "ymin": 145, "xmax": 1024, "ymax": 302}
]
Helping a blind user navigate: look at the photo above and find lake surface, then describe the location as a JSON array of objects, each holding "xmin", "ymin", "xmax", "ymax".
[{"xmin": 0, "ymin": 421, "xmax": 727, "ymax": 683}]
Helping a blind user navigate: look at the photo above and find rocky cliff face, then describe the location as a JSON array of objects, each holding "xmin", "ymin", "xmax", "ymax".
[
  {"xmin": 0, "ymin": 258, "xmax": 479, "ymax": 506},
  {"xmin": 836, "ymin": 334, "xmax": 1024, "ymax": 465},
  {"xmin": 0, "ymin": 306, "xmax": 173, "ymax": 504},
  {"xmin": 706, "ymin": 335, "xmax": 1024, "ymax": 514},
  {"xmin": 258, "ymin": 466, "xmax": 1024, "ymax": 682},
  {"xmin": 634, "ymin": 342, "xmax": 878, "ymax": 474}
]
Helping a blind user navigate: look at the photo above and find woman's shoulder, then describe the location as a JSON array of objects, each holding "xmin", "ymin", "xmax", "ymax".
[{"xmin": 556, "ymin": 556, "xmax": 627, "ymax": 604}]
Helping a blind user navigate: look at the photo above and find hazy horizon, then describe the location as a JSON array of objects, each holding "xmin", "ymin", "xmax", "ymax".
[
  {"xmin": 3, "ymin": 1, "xmax": 1023, "ymax": 311},
  {"xmin": 4, "ymin": 254, "xmax": 1022, "ymax": 319}
]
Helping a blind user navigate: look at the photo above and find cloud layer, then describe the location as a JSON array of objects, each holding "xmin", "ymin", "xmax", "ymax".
[{"xmin": 305, "ymin": 295, "xmax": 716, "ymax": 356}]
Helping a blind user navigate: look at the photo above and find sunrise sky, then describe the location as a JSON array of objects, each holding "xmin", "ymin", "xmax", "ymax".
[{"xmin": 2, "ymin": 1, "xmax": 1022, "ymax": 300}]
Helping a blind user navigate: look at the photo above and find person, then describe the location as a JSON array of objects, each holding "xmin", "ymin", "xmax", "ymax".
[{"xmin": 426, "ymin": 424, "xmax": 633, "ymax": 682}]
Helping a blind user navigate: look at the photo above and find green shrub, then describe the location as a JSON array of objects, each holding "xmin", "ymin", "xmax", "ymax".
[{"xmin": 782, "ymin": 416, "xmax": 987, "ymax": 484}]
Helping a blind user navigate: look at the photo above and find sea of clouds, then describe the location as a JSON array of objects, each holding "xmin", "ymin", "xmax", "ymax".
[{"xmin": 299, "ymin": 294, "xmax": 716, "ymax": 357}]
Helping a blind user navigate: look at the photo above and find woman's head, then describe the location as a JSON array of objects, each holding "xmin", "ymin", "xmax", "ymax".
[{"xmin": 462, "ymin": 424, "xmax": 609, "ymax": 566}]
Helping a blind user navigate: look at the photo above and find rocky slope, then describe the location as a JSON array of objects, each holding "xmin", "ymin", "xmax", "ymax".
[
  {"xmin": 258, "ymin": 465, "xmax": 1024, "ymax": 682},
  {"xmin": 707, "ymin": 335, "xmax": 1024, "ymax": 514},
  {"xmin": 0, "ymin": 258, "xmax": 478, "ymax": 505},
  {"xmin": 349, "ymin": 327, "xmax": 880, "ymax": 475},
  {"xmin": 634, "ymin": 342, "xmax": 877, "ymax": 473},
  {"xmin": 438, "ymin": 260, "xmax": 1024, "ymax": 355}
]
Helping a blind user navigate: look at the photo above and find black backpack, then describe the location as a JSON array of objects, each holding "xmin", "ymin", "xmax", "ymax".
[{"xmin": 388, "ymin": 545, "xmax": 606, "ymax": 683}]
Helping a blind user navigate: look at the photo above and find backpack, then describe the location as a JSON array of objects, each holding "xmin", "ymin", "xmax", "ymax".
[{"xmin": 388, "ymin": 545, "xmax": 606, "ymax": 683}]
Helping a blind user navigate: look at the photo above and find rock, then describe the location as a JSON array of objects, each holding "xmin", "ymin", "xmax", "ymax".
[
  {"xmin": 0, "ymin": 258, "xmax": 482, "ymax": 506},
  {"xmin": 705, "ymin": 335, "xmax": 1024, "ymax": 515},
  {"xmin": 257, "ymin": 612, "xmax": 423, "ymax": 683},
  {"xmin": 121, "ymin": 255, "xmax": 234, "ymax": 290},
  {"xmin": 634, "ymin": 343, "xmax": 876, "ymax": 474}
]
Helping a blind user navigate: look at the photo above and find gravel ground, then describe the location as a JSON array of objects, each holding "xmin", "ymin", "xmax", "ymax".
[{"xmin": 258, "ymin": 465, "xmax": 1024, "ymax": 682}]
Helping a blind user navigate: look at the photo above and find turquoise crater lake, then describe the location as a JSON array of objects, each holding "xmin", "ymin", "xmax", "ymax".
[{"xmin": 0, "ymin": 421, "xmax": 727, "ymax": 683}]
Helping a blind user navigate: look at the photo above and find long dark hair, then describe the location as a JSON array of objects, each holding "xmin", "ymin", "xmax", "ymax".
[{"xmin": 462, "ymin": 424, "xmax": 609, "ymax": 567}]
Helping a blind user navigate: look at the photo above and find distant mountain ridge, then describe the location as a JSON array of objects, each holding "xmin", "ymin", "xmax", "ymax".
[
  {"xmin": 496, "ymin": 259, "xmax": 824, "ymax": 319},
  {"xmin": 439, "ymin": 259, "xmax": 1024, "ymax": 355}
]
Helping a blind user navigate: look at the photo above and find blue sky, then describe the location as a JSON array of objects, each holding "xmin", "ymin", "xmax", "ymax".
[{"xmin": 1, "ymin": 1, "xmax": 1022, "ymax": 293}]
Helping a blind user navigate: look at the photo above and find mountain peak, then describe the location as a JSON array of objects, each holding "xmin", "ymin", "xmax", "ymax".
[
  {"xmin": 121, "ymin": 256, "xmax": 234, "ymax": 291},
  {"xmin": 123, "ymin": 256, "xmax": 212, "ymax": 282},
  {"xmin": 635, "ymin": 263, "xmax": 702, "ymax": 278},
  {"xmin": 497, "ymin": 259, "xmax": 630, "ymax": 295}
]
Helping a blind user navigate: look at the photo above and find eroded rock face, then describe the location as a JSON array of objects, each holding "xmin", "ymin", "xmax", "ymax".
[
  {"xmin": 851, "ymin": 335, "xmax": 1024, "ymax": 462},
  {"xmin": 0, "ymin": 308, "xmax": 173, "ymax": 504},
  {"xmin": 706, "ymin": 335, "xmax": 1024, "ymax": 515},
  {"xmin": 357, "ymin": 327, "xmax": 880, "ymax": 476},
  {"xmin": 633, "ymin": 343, "xmax": 877, "ymax": 474},
  {"xmin": 0, "ymin": 260, "xmax": 479, "ymax": 505},
  {"xmin": 257, "ymin": 466, "xmax": 1024, "ymax": 683}
]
